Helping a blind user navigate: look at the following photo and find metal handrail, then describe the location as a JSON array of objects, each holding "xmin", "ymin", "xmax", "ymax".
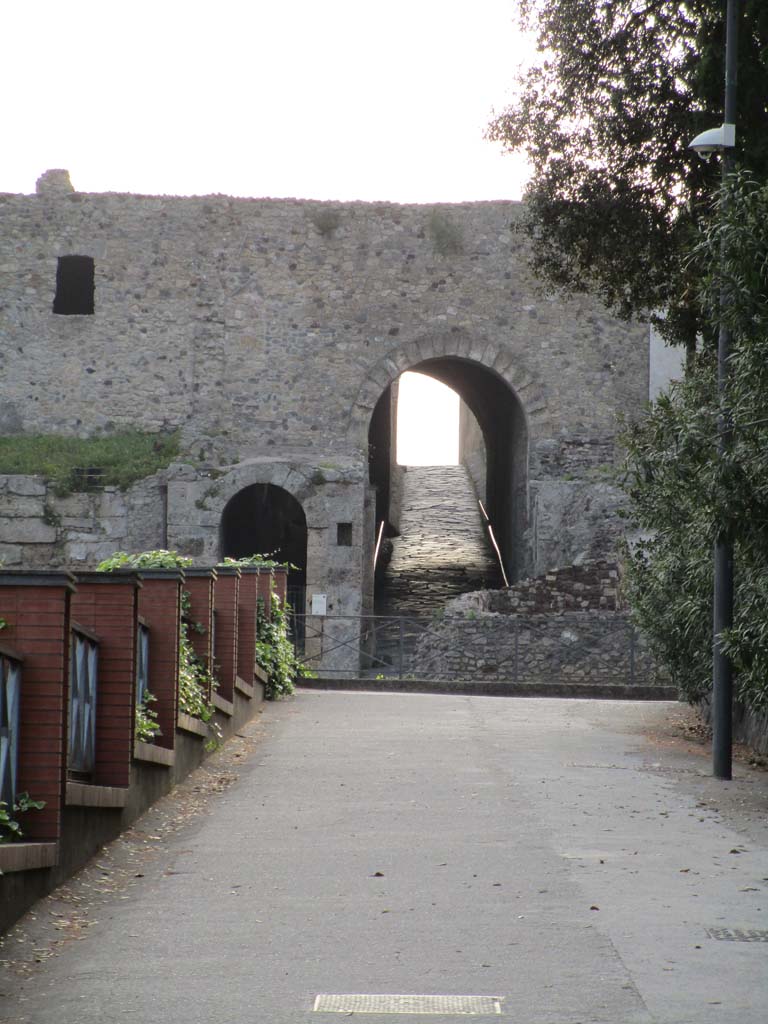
[
  {"xmin": 478, "ymin": 500, "xmax": 510, "ymax": 588},
  {"xmin": 373, "ymin": 520, "xmax": 386, "ymax": 571}
]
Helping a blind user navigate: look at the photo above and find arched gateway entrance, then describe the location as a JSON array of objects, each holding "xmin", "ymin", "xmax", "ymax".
[
  {"xmin": 368, "ymin": 355, "xmax": 529, "ymax": 596},
  {"xmin": 220, "ymin": 483, "xmax": 307, "ymax": 611}
]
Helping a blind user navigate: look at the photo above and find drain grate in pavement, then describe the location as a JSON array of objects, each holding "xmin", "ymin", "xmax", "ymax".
[
  {"xmin": 313, "ymin": 994, "xmax": 503, "ymax": 1015},
  {"xmin": 707, "ymin": 927, "xmax": 768, "ymax": 942}
]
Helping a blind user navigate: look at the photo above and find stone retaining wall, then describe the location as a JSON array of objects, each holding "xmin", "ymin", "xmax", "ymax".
[
  {"xmin": 0, "ymin": 472, "xmax": 164, "ymax": 568},
  {"xmin": 411, "ymin": 610, "xmax": 664, "ymax": 686}
]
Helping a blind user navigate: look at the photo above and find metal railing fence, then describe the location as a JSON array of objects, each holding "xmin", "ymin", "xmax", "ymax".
[{"xmin": 291, "ymin": 612, "xmax": 653, "ymax": 686}]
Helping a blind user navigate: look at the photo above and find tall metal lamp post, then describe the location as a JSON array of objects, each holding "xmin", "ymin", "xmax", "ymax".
[{"xmin": 688, "ymin": 0, "xmax": 739, "ymax": 780}]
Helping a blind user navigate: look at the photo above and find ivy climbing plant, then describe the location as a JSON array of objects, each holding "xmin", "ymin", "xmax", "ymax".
[
  {"xmin": 219, "ymin": 554, "xmax": 312, "ymax": 699},
  {"xmin": 97, "ymin": 550, "xmax": 218, "ymax": 740},
  {"xmin": 134, "ymin": 690, "xmax": 161, "ymax": 744},
  {"xmin": 0, "ymin": 792, "xmax": 46, "ymax": 844}
]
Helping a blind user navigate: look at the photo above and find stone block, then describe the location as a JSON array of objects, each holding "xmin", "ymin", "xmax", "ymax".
[
  {"xmin": 0, "ymin": 495, "xmax": 46, "ymax": 518},
  {"xmin": 0, "ymin": 543, "xmax": 23, "ymax": 566},
  {"xmin": 3, "ymin": 475, "xmax": 47, "ymax": 497},
  {"xmin": 53, "ymin": 493, "xmax": 94, "ymax": 516},
  {"xmin": 98, "ymin": 491, "xmax": 130, "ymax": 518},
  {"xmin": 2, "ymin": 519, "xmax": 57, "ymax": 544}
]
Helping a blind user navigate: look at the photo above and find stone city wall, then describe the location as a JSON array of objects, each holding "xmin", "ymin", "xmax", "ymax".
[{"xmin": 0, "ymin": 170, "xmax": 649, "ymax": 615}]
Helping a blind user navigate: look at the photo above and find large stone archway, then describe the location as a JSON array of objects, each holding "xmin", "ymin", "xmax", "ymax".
[
  {"xmin": 346, "ymin": 329, "xmax": 550, "ymax": 447},
  {"xmin": 350, "ymin": 331, "xmax": 542, "ymax": 583}
]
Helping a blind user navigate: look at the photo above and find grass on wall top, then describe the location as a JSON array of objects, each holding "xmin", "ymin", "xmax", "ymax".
[{"xmin": 0, "ymin": 430, "xmax": 180, "ymax": 495}]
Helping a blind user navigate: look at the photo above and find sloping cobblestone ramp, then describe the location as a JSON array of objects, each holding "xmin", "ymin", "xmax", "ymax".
[{"xmin": 376, "ymin": 464, "xmax": 503, "ymax": 618}]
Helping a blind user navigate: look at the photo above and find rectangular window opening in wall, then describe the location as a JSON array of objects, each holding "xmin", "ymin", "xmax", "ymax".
[
  {"xmin": 0, "ymin": 650, "xmax": 22, "ymax": 808},
  {"xmin": 337, "ymin": 523, "xmax": 353, "ymax": 546},
  {"xmin": 68, "ymin": 626, "xmax": 98, "ymax": 779},
  {"xmin": 53, "ymin": 255, "xmax": 95, "ymax": 315}
]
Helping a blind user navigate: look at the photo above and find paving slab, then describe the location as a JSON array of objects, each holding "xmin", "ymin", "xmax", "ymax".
[{"xmin": 1, "ymin": 692, "xmax": 766, "ymax": 1024}]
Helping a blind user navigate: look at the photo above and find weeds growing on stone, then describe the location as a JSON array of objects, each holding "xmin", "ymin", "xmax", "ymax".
[{"xmin": 0, "ymin": 430, "xmax": 180, "ymax": 495}]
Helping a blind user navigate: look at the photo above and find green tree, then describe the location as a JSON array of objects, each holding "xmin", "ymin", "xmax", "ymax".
[
  {"xmin": 621, "ymin": 172, "xmax": 768, "ymax": 710},
  {"xmin": 488, "ymin": 0, "xmax": 768, "ymax": 347}
]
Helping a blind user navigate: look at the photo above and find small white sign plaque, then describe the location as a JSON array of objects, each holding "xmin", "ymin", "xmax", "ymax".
[{"xmin": 311, "ymin": 594, "xmax": 327, "ymax": 616}]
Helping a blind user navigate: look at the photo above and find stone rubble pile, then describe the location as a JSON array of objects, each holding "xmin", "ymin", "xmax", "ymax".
[{"xmin": 446, "ymin": 560, "xmax": 622, "ymax": 615}]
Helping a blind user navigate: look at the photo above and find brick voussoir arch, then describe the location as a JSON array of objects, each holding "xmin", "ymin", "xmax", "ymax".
[{"xmin": 346, "ymin": 330, "xmax": 545, "ymax": 443}]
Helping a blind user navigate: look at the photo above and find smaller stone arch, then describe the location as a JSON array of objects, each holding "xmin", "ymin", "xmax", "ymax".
[
  {"xmin": 168, "ymin": 459, "xmax": 332, "ymax": 615},
  {"xmin": 206, "ymin": 460, "xmax": 327, "ymax": 532},
  {"xmin": 220, "ymin": 484, "xmax": 308, "ymax": 571}
]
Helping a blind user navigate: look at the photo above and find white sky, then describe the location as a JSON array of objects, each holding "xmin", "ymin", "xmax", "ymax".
[
  {"xmin": 3, "ymin": 0, "xmax": 530, "ymax": 202},
  {"xmin": 397, "ymin": 372, "xmax": 459, "ymax": 465}
]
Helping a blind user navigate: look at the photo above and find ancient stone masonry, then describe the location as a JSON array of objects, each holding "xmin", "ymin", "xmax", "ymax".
[
  {"xmin": 0, "ymin": 472, "xmax": 165, "ymax": 569},
  {"xmin": 410, "ymin": 610, "xmax": 663, "ymax": 688},
  {"xmin": 0, "ymin": 170, "xmax": 651, "ymax": 667},
  {"xmin": 448, "ymin": 561, "xmax": 622, "ymax": 615},
  {"xmin": 406, "ymin": 561, "xmax": 664, "ymax": 689}
]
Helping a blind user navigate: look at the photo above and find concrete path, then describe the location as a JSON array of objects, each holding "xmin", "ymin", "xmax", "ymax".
[
  {"xmin": 2, "ymin": 693, "xmax": 767, "ymax": 1024},
  {"xmin": 378, "ymin": 465, "xmax": 503, "ymax": 618}
]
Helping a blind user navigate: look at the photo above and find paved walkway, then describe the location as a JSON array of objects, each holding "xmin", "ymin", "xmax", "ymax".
[
  {"xmin": 377, "ymin": 465, "xmax": 503, "ymax": 619},
  {"xmin": 2, "ymin": 693, "xmax": 767, "ymax": 1024}
]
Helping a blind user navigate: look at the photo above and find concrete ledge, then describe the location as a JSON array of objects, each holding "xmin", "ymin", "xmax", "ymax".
[
  {"xmin": 302, "ymin": 678, "xmax": 680, "ymax": 701},
  {"xmin": 254, "ymin": 664, "xmax": 269, "ymax": 686},
  {"xmin": 177, "ymin": 712, "xmax": 208, "ymax": 737},
  {"xmin": 0, "ymin": 842, "xmax": 58, "ymax": 873},
  {"xmin": 235, "ymin": 675, "xmax": 254, "ymax": 699},
  {"xmin": 133, "ymin": 741, "xmax": 175, "ymax": 766},
  {"xmin": 212, "ymin": 692, "xmax": 234, "ymax": 717},
  {"xmin": 66, "ymin": 782, "xmax": 129, "ymax": 808}
]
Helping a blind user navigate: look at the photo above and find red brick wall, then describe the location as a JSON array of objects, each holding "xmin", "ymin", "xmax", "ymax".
[
  {"xmin": 213, "ymin": 569, "xmax": 240, "ymax": 702},
  {"xmin": 272, "ymin": 568, "xmax": 288, "ymax": 606},
  {"xmin": 185, "ymin": 571, "xmax": 216, "ymax": 683},
  {"xmin": 256, "ymin": 570, "xmax": 273, "ymax": 620},
  {"xmin": 71, "ymin": 575, "xmax": 140, "ymax": 788},
  {"xmin": 0, "ymin": 575, "xmax": 75, "ymax": 842},
  {"xmin": 237, "ymin": 569, "xmax": 260, "ymax": 687},
  {"xmin": 137, "ymin": 573, "xmax": 181, "ymax": 750}
]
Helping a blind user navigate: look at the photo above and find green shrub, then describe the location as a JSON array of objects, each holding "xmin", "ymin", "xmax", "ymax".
[
  {"xmin": 135, "ymin": 691, "xmax": 161, "ymax": 743},
  {"xmin": 256, "ymin": 593, "xmax": 312, "ymax": 699},
  {"xmin": 0, "ymin": 792, "xmax": 45, "ymax": 844},
  {"xmin": 621, "ymin": 175, "xmax": 768, "ymax": 712}
]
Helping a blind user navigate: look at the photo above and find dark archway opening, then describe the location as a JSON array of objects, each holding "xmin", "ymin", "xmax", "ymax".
[
  {"xmin": 220, "ymin": 484, "xmax": 307, "ymax": 614},
  {"xmin": 368, "ymin": 357, "xmax": 528, "ymax": 612}
]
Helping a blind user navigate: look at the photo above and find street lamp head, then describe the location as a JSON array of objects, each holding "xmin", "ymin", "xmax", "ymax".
[{"xmin": 689, "ymin": 123, "xmax": 736, "ymax": 161}]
